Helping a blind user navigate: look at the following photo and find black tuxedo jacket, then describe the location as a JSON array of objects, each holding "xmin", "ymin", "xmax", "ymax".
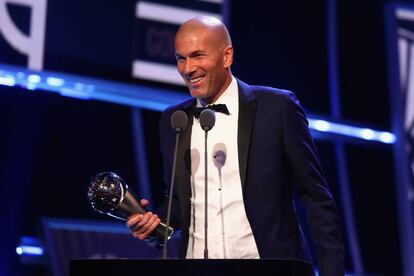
[{"xmin": 158, "ymin": 79, "xmax": 344, "ymax": 276}]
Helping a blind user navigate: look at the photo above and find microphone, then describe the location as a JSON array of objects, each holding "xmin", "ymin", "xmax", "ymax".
[
  {"xmin": 199, "ymin": 108, "xmax": 216, "ymax": 259},
  {"xmin": 162, "ymin": 110, "xmax": 188, "ymax": 259},
  {"xmin": 171, "ymin": 109, "xmax": 188, "ymax": 132},
  {"xmin": 199, "ymin": 108, "xmax": 216, "ymax": 131}
]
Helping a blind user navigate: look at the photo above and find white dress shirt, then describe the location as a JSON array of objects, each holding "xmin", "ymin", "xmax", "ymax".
[{"xmin": 186, "ymin": 76, "xmax": 259, "ymax": 259}]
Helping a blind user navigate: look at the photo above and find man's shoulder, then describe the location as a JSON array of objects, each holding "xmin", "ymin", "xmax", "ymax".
[
  {"xmin": 254, "ymin": 85, "xmax": 293, "ymax": 97},
  {"xmin": 163, "ymin": 97, "xmax": 195, "ymax": 114},
  {"xmin": 238, "ymin": 79, "xmax": 296, "ymax": 102}
]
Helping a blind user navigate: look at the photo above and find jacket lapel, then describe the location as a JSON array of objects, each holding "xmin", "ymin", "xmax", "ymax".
[{"xmin": 237, "ymin": 79, "xmax": 257, "ymax": 190}]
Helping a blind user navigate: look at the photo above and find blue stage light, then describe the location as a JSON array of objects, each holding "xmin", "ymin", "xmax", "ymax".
[
  {"xmin": 16, "ymin": 247, "xmax": 23, "ymax": 255},
  {"xmin": 308, "ymin": 119, "xmax": 396, "ymax": 144},
  {"xmin": 16, "ymin": 245, "xmax": 44, "ymax": 256},
  {"xmin": 16, "ymin": 236, "xmax": 44, "ymax": 258},
  {"xmin": 360, "ymin": 128, "xmax": 375, "ymax": 140},
  {"xmin": 46, "ymin": 76, "xmax": 65, "ymax": 87},
  {"xmin": 59, "ymin": 87, "xmax": 91, "ymax": 100},
  {"xmin": 0, "ymin": 75, "xmax": 16, "ymax": 86},
  {"xmin": 26, "ymin": 83, "xmax": 37, "ymax": 91},
  {"xmin": 27, "ymin": 74, "xmax": 41, "ymax": 83},
  {"xmin": 311, "ymin": 120, "xmax": 331, "ymax": 131},
  {"xmin": 379, "ymin": 132, "xmax": 396, "ymax": 143},
  {"xmin": 0, "ymin": 63, "xmax": 397, "ymax": 144}
]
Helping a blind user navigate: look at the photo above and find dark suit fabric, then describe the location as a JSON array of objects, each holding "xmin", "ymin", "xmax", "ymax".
[{"xmin": 158, "ymin": 79, "xmax": 344, "ymax": 276}]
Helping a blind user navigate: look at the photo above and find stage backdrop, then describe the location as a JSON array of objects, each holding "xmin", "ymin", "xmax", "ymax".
[{"xmin": 0, "ymin": 1, "xmax": 404, "ymax": 276}]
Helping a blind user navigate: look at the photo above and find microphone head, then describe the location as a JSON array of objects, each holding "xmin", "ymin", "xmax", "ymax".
[
  {"xmin": 200, "ymin": 108, "xmax": 216, "ymax": 131},
  {"xmin": 170, "ymin": 110, "xmax": 188, "ymax": 133}
]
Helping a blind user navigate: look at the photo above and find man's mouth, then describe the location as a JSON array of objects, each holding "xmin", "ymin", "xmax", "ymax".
[{"xmin": 188, "ymin": 76, "xmax": 205, "ymax": 85}]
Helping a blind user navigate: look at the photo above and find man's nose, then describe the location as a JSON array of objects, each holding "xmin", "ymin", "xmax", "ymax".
[{"xmin": 183, "ymin": 59, "xmax": 195, "ymax": 75}]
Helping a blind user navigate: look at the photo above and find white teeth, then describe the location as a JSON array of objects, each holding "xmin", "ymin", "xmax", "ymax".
[{"xmin": 189, "ymin": 76, "xmax": 204, "ymax": 83}]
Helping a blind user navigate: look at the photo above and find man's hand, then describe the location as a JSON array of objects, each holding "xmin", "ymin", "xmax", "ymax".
[{"xmin": 126, "ymin": 199, "xmax": 161, "ymax": 240}]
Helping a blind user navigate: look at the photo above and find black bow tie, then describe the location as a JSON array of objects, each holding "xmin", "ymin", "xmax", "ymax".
[{"xmin": 191, "ymin": 104, "xmax": 230, "ymax": 119}]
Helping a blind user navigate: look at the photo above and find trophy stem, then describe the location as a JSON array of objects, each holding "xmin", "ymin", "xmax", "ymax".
[{"xmin": 154, "ymin": 221, "xmax": 174, "ymax": 242}]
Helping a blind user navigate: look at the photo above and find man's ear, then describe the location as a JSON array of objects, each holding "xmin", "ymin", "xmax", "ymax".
[{"xmin": 223, "ymin": 46, "xmax": 233, "ymax": 68}]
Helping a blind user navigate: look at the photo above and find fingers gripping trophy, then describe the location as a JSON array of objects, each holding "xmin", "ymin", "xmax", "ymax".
[{"xmin": 87, "ymin": 172, "xmax": 173, "ymax": 242}]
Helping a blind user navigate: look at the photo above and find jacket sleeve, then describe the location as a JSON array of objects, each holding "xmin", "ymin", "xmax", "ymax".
[{"xmin": 281, "ymin": 92, "xmax": 345, "ymax": 276}]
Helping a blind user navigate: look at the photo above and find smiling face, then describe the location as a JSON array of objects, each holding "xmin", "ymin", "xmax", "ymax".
[{"xmin": 175, "ymin": 17, "xmax": 233, "ymax": 103}]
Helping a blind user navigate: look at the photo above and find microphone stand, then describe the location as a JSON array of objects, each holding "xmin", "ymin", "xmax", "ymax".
[
  {"xmin": 204, "ymin": 130, "xmax": 209, "ymax": 259},
  {"xmin": 162, "ymin": 131, "xmax": 180, "ymax": 259},
  {"xmin": 198, "ymin": 108, "xmax": 215, "ymax": 259},
  {"xmin": 162, "ymin": 110, "xmax": 187, "ymax": 258}
]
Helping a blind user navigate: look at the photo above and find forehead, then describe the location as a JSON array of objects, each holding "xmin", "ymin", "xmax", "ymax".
[{"xmin": 175, "ymin": 29, "xmax": 213, "ymax": 54}]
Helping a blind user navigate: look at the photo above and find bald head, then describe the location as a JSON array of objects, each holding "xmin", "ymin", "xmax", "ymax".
[
  {"xmin": 176, "ymin": 16, "xmax": 232, "ymax": 50},
  {"xmin": 175, "ymin": 16, "xmax": 234, "ymax": 103}
]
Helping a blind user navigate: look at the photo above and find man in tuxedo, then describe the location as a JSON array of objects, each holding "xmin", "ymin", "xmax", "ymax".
[{"xmin": 128, "ymin": 16, "xmax": 344, "ymax": 276}]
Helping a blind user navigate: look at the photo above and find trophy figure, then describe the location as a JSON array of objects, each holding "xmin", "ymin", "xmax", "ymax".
[{"xmin": 87, "ymin": 172, "xmax": 173, "ymax": 242}]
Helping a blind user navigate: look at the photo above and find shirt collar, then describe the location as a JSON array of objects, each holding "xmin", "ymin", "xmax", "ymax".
[{"xmin": 196, "ymin": 76, "xmax": 238, "ymax": 115}]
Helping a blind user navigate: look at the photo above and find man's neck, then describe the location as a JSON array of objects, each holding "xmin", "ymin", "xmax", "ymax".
[{"xmin": 200, "ymin": 73, "xmax": 233, "ymax": 105}]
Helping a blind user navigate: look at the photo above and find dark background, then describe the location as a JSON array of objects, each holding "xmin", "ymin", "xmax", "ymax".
[{"xmin": 0, "ymin": 0, "xmax": 403, "ymax": 275}]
